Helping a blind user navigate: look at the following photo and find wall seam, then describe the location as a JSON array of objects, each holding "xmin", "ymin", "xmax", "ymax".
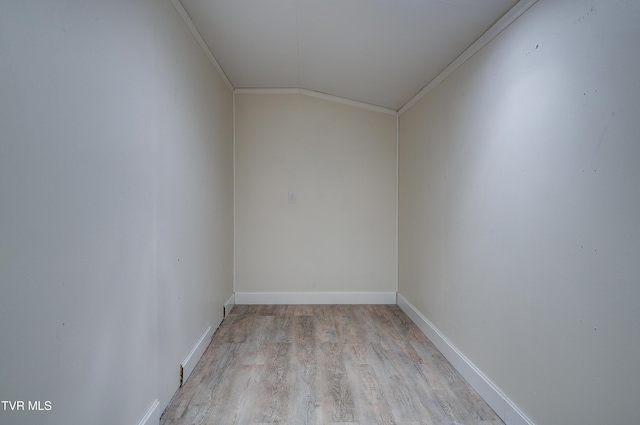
[
  {"xmin": 232, "ymin": 91, "xmax": 236, "ymax": 294},
  {"xmin": 396, "ymin": 112, "xmax": 400, "ymax": 294}
]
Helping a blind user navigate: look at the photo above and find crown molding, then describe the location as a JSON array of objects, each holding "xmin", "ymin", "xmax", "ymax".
[
  {"xmin": 234, "ymin": 88, "xmax": 397, "ymax": 116},
  {"xmin": 169, "ymin": 0, "xmax": 234, "ymax": 91},
  {"xmin": 398, "ymin": 0, "xmax": 539, "ymax": 116}
]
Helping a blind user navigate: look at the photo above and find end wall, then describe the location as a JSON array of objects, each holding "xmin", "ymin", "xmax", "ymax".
[
  {"xmin": 398, "ymin": 1, "xmax": 640, "ymax": 424},
  {"xmin": 235, "ymin": 94, "xmax": 397, "ymax": 300}
]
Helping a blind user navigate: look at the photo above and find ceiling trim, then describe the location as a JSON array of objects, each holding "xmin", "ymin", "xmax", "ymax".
[
  {"xmin": 169, "ymin": 0, "xmax": 234, "ymax": 91},
  {"xmin": 234, "ymin": 88, "xmax": 397, "ymax": 116},
  {"xmin": 398, "ymin": 0, "xmax": 539, "ymax": 116},
  {"xmin": 235, "ymin": 88, "xmax": 301, "ymax": 96}
]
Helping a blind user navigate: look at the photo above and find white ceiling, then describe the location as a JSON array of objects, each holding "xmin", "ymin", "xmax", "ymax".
[{"xmin": 179, "ymin": 0, "xmax": 520, "ymax": 111}]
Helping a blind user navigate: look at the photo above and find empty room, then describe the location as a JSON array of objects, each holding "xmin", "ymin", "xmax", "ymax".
[{"xmin": 1, "ymin": 0, "xmax": 638, "ymax": 424}]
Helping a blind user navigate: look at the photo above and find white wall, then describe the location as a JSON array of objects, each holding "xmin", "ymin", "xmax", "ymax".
[
  {"xmin": 398, "ymin": 1, "xmax": 640, "ymax": 424},
  {"xmin": 0, "ymin": 1, "xmax": 233, "ymax": 424},
  {"xmin": 235, "ymin": 94, "xmax": 396, "ymax": 297}
]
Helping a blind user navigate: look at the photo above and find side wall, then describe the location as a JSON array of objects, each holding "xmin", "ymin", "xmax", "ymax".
[
  {"xmin": 235, "ymin": 94, "xmax": 396, "ymax": 298},
  {"xmin": 0, "ymin": 1, "xmax": 233, "ymax": 424},
  {"xmin": 398, "ymin": 1, "xmax": 640, "ymax": 424}
]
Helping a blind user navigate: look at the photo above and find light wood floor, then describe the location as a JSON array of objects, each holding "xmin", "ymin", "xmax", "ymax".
[{"xmin": 160, "ymin": 305, "xmax": 503, "ymax": 425}]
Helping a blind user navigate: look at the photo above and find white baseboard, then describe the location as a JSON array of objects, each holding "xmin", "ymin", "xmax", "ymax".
[
  {"xmin": 136, "ymin": 399, "xmax": 159, "ymax": 425},
  {"xmin": 224, "ymin": 293, "xmax": 235, "ymax": 318},
  {"xmin": 234, "ymin": 291, "xmax": 396, "ymax": 305},
  {"xmin": 180, "ymin": 325, "xmax": 213, "ymax": 386},
  {"xmin": 397, "ymin": 294, "xmax": 535, "ymax": 425}
]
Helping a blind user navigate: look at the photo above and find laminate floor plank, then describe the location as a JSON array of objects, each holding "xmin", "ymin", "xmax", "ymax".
[
  {"xmin": 369, "ymin": 341, "xmax": 433, "ymax": 424},
  {"xmin": 160, "ymin": 305, "xmax": 504, "ymax": 425},
  {"xmin": 254, "ymin": 342, "xmax": 292, "ymax": 423},
  {"xmin": 319, "ymin": 341, "xmax": 356, "ymax": 423},
  {"xmin": 314, "ymin": 305, "xmax": 339, "ymax": 343}
]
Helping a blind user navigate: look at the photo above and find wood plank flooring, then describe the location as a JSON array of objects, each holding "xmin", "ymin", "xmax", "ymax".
[{"xmin": 160, "ymin": 305, "xmax": 503, "ymax": 425}]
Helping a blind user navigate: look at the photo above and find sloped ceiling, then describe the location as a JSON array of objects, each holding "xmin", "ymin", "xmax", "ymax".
[{"xmin": 179, "ymin": 0, "xmax": 520, "ymax": 110}]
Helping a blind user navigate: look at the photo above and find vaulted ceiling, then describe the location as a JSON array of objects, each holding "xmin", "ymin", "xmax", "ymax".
[{"xmin": 179, "ymin": 0, "xmax": 520, "ymax": 111}]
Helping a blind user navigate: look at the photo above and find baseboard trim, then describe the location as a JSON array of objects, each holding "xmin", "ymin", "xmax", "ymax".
[
  {"xmin": 224, "ymin": 293, "xmax": 235, "ymax": 318},
  {"xmin": 234, "ymin": 291, "xmax": 396, "ymax": 305},
  {"xmin": 136, "ymin": 399, "xmax": 159, "ymax": 425},
  {"xmin": 397, "ymin": 294, "xmax": 535, "ymax": 425},
  {"xmin": 180, "ymin": 325, "xmax": 213, "ymax": 387}
]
